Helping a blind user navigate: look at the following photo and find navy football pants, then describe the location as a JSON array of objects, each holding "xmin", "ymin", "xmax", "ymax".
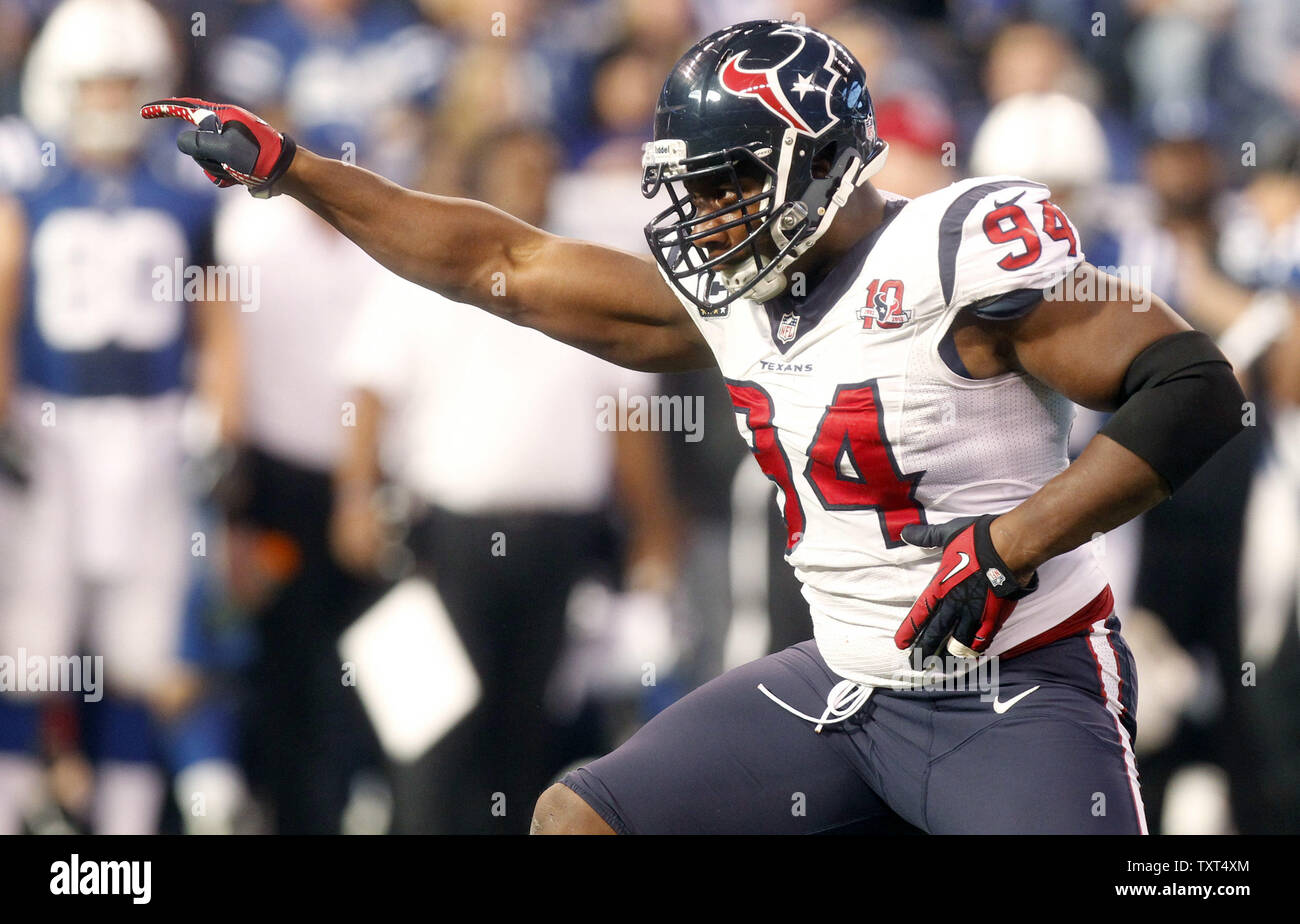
[{"xmin": 562, "ymin": 610, "xmax": 1146, "ymax": 834}]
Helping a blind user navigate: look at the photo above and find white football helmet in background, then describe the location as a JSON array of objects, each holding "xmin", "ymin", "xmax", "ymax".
[
  {"xmin": 970, "ymin": 91, "xmax": 1111, "ymax": 190},
  {"xmin": 21, "ymin": 0, "xmax": 177, "ymax": 158}
]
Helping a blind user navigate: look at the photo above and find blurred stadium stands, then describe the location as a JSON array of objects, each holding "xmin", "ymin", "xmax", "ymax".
[{"xmin": 0, "ymin": 0, "xmax": 1297, "ymax": 834}]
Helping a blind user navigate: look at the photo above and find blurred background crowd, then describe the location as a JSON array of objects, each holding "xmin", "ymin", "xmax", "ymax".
[{"xmin": 0, "ymin": 0, "xmax": 1297, "ymax": 835}]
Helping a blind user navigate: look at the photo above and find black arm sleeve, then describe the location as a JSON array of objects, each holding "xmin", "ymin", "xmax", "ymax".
[{"xmin": 1098, "ymin": 330, "xmax": 1246, "ymax": 492}]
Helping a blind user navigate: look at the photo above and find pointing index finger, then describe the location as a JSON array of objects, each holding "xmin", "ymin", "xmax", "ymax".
[{"xmin": 139, "ymin": 98, "xmax": 219, "ymax": 128}]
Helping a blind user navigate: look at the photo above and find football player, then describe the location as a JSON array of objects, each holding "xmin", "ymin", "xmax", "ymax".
[
  {"xmin": 0, "ymin": 0, "xmax": 240, "ymax": 833},
  {"xmin": 145, "ymin": 20, "xmax": 1246, "ymax": 833}
]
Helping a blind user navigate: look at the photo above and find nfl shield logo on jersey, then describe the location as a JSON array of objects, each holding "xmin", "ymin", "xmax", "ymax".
[{"xmin": 777, "ymin": 311, "xmax": 800, "ymax": 343}]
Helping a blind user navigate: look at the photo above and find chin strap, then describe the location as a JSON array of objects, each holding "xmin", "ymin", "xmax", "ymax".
[{"xmin": 721, "ymin": 140, "xmax": 890, "ymax": 304}]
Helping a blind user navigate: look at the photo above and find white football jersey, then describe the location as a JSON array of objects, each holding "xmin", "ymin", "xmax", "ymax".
[{"xmin": 666, "ymin": 175, "xmax": 1112, "ymax": 686}]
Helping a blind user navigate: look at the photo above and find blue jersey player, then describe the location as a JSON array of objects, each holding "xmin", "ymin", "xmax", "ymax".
[{"xmin": 0, "ymin": 0, "xmax": 239, "ymax": 834}]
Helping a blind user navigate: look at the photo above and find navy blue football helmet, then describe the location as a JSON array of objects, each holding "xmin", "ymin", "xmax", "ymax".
[{"xmin": 642, "ymin": 20, "xmax": 888, "ymax": 310}]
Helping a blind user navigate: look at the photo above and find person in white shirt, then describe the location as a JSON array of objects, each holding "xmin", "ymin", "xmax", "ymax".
[{"xmin": 334, "ymin": 127, "xmax": 680, "ymax": 834}]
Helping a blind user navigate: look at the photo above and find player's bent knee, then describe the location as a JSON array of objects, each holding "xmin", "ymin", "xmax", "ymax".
[{"xmin": 530, "ymin": 783, "xmax": 616, "ymax": 835}]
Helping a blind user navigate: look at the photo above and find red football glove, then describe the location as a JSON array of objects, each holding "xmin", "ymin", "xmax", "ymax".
[
  {"xmin": 894, "ymin": 514, "xmax": 1038, "ymax": 660},
  {"xmin": 140, "ymin": 97, "xmax": 297, "ymax": 197}
]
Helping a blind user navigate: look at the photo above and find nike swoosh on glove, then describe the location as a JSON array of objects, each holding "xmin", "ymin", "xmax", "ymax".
[
  {"xmin": 140, "ymin": 97, "xmax": 297, "ymax": 198},
  {"xmin": 894, "ymin": 514, "xmax": 1038, "ymax": 660}
]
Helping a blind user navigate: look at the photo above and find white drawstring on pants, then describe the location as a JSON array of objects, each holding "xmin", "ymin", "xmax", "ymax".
[{"xmin": 756, "ymin": 679, "xmax": 875, "ymax": 733}]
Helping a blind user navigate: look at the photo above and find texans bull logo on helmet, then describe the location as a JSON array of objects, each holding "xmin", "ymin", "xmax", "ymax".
[{"xmin": 717, "ymin": 25, "xmax": 847, "ymax": 137}]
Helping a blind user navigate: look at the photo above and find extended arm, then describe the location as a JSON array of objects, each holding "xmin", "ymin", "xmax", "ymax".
[
  {"xmin": 611, "ymin": 427, "xmax": 680, "ymax": 594},
  {"xmin": 330, "ymin": 387, "xmax": 389, "ymax": 575},
  {"xmin": 0, "ymin": 195, "xmax": 24, "ymax": 421},
  {"xmin": 191, "ymin": 297, "xmax": 242, "ymax": 444},
  {"xmin": 279, "ymin": 150, "xmax": 710, "ymax": 372},
  {"xmin": 141, "ymin": 99, "xmax": 713, "ymax": 373}
]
